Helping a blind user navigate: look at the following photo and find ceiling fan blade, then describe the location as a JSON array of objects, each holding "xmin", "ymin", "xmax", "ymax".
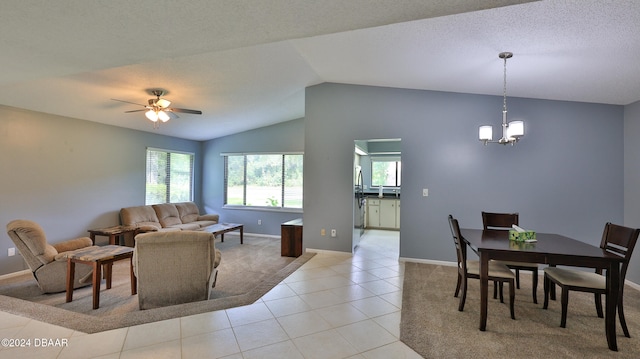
[
  {"xmin": 111, "ymin": 98, "xmax": 146, "ymax": 107},
  {"xmin": 168, "ymin": 107, "xmax": 202, "ymax": 115},
  {"xmin": 124, "ymin": 109, "xmax": 147, "ymax": 113}
]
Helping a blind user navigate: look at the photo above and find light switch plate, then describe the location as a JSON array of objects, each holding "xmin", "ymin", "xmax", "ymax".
[{"xmin": 423, "ymin": 188, "xmax": 429, "ymax": 197}]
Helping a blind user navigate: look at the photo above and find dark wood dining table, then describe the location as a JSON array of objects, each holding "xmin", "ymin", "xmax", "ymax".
[{"xmin": 460, "ymin": 228, "xmax": 625, "ymax": 351}]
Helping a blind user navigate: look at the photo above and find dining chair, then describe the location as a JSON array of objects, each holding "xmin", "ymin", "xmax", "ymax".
[
  {"xmin": 482, "ymin": 211, "xmax": 539, "ymax": 303},
  {"xmin": 448, "ymin": 215, "xmax": 515, "ymax": 319},
  {"xmin": 543, "ymin": 222, "xmax": 639, "ymax": 337}
]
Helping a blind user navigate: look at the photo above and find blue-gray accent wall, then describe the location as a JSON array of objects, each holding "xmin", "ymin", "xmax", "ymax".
[{"xmin": 303, "ymin": 83, "xmax": 630, "ymax": 280}]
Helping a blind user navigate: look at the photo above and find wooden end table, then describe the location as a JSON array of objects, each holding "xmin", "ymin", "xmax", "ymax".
[
  {"xmin": 88, "ymin": 225, "xmax": 137, "ymax": 246},
  {"xmin": 203, "ymin": 223, "xmax": 244, "ymax": 244},
  {"xmin": 65, "ymin": 245, "xmax": 137, "ymax": 309}
]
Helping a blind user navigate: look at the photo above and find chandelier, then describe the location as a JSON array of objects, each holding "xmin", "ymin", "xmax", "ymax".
[{"xmin": 479, "ymin": 52, "xmax": 524, "ymax": 145}]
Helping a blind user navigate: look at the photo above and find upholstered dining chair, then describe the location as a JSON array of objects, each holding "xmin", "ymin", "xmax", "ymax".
[
  {"xmin": 482, "ymin": 211, "xmax": 539, "ymax": 303},
  {"xmin": 448, "ymin": 215, "xmax": 516, "ymax": 319},
  {"xmin": 543, "ymin": 222, "xmax": 639, "ymax": 337}
]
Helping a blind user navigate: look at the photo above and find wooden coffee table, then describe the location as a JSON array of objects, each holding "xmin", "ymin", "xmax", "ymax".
[
  {"xmin": 203, "ymin": 223, "xmax": 244, "ymax": 244},
  {"xmin": 65, "ymin": 245, "xmax": 137, "ymax": 309}
]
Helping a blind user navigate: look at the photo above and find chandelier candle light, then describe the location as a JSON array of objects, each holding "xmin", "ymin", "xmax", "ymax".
[{"xmin": 479, "ymin": 52, "xmax": 524, "ymax": 145}]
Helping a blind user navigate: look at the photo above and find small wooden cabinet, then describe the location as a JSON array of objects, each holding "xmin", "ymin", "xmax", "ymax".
[{"xmin": 281, "ymin": 218, "xmax": 303, "ymax": 257}]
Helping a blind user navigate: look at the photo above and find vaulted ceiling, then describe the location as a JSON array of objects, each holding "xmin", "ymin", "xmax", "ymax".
[{"xmin": 1, "ymin": 1, "xmax": 639, "ymax": 140}]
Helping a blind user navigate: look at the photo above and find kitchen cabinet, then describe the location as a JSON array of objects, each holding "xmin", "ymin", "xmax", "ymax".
[
  {"xmin": 367, "ymin": 198, "xmax": 400, "ymax": 229},
  {"xmin": 367, "ymin": 199, "xmax": 380, "ymax": 228}
]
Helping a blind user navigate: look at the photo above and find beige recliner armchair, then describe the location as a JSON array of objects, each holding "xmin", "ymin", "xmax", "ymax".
[
  {"xmin": 6, "ymin": 219, "xmax": 95, "ymax": 293},
  {"xmin": 133, "ymin": 230, "xmax": 222, "ymax": 310}
]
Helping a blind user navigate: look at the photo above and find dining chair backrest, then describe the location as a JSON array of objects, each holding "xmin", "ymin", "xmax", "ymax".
[
  {"xmin": 600, "ymin": 222, "xmax": 640, "ymax": 280},
  {"xmin": 482, "ymin": 211, "xmax": 519, "ymax": 230},
  {"xmin": 448, "ymin": 215, "xmax": 467, "ymax": 271}
]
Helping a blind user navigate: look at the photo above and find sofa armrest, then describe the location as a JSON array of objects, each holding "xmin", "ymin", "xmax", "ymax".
[
  {"xmin": 198, "ymin": 214, "xmax": 219, "ymax": 222},
  {"xmin": 52, "ymin": 237, "xmax": 93, "ymax": 253}
]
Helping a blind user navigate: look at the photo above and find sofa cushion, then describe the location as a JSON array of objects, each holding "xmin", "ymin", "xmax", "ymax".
[
  {"xmin": 121, "ymin": 205, "xmax": 161, "ymax": 229},
  {"xmin": 175, "ymin": 202, "xmax": 201, "ymax": 224},
  {"xmin": 152, "ymin": 203, "xmax": 183, "ymax": 228}
]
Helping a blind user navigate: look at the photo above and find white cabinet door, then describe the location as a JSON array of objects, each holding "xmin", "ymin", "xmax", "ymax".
[
  {"xmin": 367, "ymin": 199, "xmax": 380, "ymax": 228},
  {"xmin": 379, "ymin": 200, "xmax": 397, "ymax": 229}
]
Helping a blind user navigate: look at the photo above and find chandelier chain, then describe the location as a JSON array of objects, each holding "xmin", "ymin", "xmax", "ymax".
[{"xmin": 503, "ymin": 55, "xmax": 508, "ymax": 113}]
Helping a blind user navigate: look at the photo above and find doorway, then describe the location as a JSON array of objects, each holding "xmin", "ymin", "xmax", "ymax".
[{"xmin": 353, "ymin": 139, "xmax": 401, "ymax": 254}]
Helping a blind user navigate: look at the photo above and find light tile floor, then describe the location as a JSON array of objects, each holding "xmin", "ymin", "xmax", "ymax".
[{"xmin": 0, "ymin": 230, "xmax": 422, "ymax": 359}]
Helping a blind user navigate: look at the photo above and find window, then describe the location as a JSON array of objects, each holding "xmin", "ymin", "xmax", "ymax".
[
  {"xmin": 371, "ymin": 157, "xmax": 401, "ymax": 187},
  {"xmin": 145, "ymin": 148, "xmax": 194, "ymax": 205},
  {"xmin": 224, "ymin": 153, "xmax": 303, "ymax": 209}
]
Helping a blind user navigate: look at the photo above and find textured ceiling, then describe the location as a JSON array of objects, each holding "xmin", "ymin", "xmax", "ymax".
[{"xmin": 1, "ymin": 0, "xmax": 639, "ymax": 141}]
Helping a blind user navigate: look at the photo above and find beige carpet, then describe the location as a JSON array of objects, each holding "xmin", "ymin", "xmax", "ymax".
[
  {"xmin": 0, "ymin": 235, "xmax": 314, "ymax": 333},
  {"xmin": 400, "ymin": 262, "xmax": 640, "ymax": 358}
]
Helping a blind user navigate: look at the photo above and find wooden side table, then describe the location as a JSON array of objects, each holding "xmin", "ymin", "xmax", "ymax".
[
  {"xmin": 88, "ymin": 225, "xmax": 137, "ymax": 246},
  {"xmin": 281, "ymin": 218, "xmax": 303, "ymax": 257},
  {"xmin": 65, "ymin": 245, "xmax": 137, "ymax": 309}
]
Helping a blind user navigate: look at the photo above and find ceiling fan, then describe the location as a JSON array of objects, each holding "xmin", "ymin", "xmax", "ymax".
[{"xmin": 112, "ymin": 89, "xmax": 202, "ymax": 128}]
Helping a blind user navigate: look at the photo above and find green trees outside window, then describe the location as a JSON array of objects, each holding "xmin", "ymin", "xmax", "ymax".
[{"xmin": 225, "ymin": 153, "xmax": 303, "ymax": 209}]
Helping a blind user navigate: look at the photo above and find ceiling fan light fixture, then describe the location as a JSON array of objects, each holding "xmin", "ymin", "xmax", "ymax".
[
  {"xmin": 158, "ymin": 110, "xmax": 170, "ymax": 122},
  {"xmin": 156, "ymin": 98, "xmax": 171, "ymax": 108},
  {"xmin": 145, "ymin": 109, "xmax": 159, "ymax": 122}
]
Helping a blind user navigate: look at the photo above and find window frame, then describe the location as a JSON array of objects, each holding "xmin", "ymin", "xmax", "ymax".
[
  {"xmin": 222, "ymin": 152, "xmax": 303, "ymax": 212},
  {"xmin": 370, "ymin": 156, "xmax": 402, "ymax": 188},
  {"xmin": 145, "ymin": 147, "xmax": 195, "ymax": 205}
]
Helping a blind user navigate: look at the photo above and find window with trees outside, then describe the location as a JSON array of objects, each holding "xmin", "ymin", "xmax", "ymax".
[
  {"xmin": 145, "ymin": 148, "xmax": 194, "ymax": 205},
  {"xmin": 224, "ymin": 153, "xmax": 303, "ymax": 209},
  {"xmin": 371, "ymin": 157, "xmax": 401, "ymax": 187}
]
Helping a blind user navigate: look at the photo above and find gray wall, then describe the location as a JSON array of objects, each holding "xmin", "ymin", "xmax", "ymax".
[
  {"xmin": 303, "ymin": 83, "xmax": 632, "ymax": 281},
  {"xmin": 202, "ymin": 118, "xmax": 305, "ymax": 235},
  {"xmin": 0, "ymin": 105, "xmax": 203, "ymax": 275},
  {"xmin": 624, "ymin": 100, "xmax": 640, "ymax": 282}
]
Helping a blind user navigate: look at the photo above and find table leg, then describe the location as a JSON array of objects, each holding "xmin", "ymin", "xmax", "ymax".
[
  {"xmin": 66, "ymin": 259, "xmax": 75, "ymax": 303},
  {"xmin": 479, "ymin": 251, "xmax": 489, "ymax": 331},
  {"xmin": 89, "ymin": 233, "xmax": 96, "ymax": 245},
  {"xmin": 105, "ymin": 262, "xmax": 113, "ymax": 289},
  {"xmin": 130, "ymin": 256, "xmax": 137, "ymax": 295},
  {"xmin": 605, "ymin": 262, "xmax": 620, "ymax": 351},
  {"xmin": 109, "ymin": 234, "xmax": 117, "ymax": 245},
  {"xmin": 92, "ymin": 262, "xmax": 101, "ymax": 310},
  {"xmin": 220, "ymin": 233, "xmax": 224, "ymax": 242},
  {"xmin": 240, "ymin": 226, "xmax": 244, "ymax": 244}
]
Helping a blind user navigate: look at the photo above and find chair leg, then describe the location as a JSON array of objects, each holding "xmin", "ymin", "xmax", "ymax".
[
  {"xmin": 509, "ymin": 279, "xmax": 515, "ymax": 320},
  {"xmin": 619, "ymin": 293, "xmax": 631, "ymax": 338},
  {"xmin": 515, "ymin": 268, "xmax": 521, "ymax": 289},
  {"xmin": 560, "ymin": 288, "xmax": 569, "ymax": 328},
  {"xmin": 543, "ymin": 275, "xmax": 550, "ymax": 309},
  {"xmin": 594, "ymin": 293, "xmax": 603, "ymax": 318},
  {"xmin": 454, "ymin": 273, "xmax": 462, "ymax": 298},
  {"xmin": 532, "ymin": 269, "xmax": 538, "ymax": 304},
  {"xmin": 458, "ymin": 276, "xmax": 468, "ymax": 312}
]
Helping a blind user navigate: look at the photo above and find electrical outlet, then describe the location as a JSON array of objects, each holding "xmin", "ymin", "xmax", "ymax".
[
  {"xmin": 8, "ymin": 247, "xmax": 16, "ymax": 256},
  {"xmin": 321, "ymin": 229, "xmax": 326, "ymax": 236},
  {"xmin": 258, "ymin": 219, "xmax": 262, "ymax": 225},
  {"xmin": 331, "ymin": 229, "xmax": 337, "ymax": 237}
]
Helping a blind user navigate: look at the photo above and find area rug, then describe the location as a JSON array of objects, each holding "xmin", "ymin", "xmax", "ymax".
[
  {"xmin": 400, "ymin": 262, "xmax": 640, "ymax": 358},
  {"xmin": 0, "ymin": 234, "xmax": 315, "ymax": 333}
]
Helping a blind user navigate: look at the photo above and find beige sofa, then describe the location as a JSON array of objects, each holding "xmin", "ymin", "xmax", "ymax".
[
  {"xmin": 133, "ymin": 231, "xmax": 221, "ymax": 309},
  {"xmin": 120, "ymin": 202, "xmax": 219, "ymax": 232}
]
